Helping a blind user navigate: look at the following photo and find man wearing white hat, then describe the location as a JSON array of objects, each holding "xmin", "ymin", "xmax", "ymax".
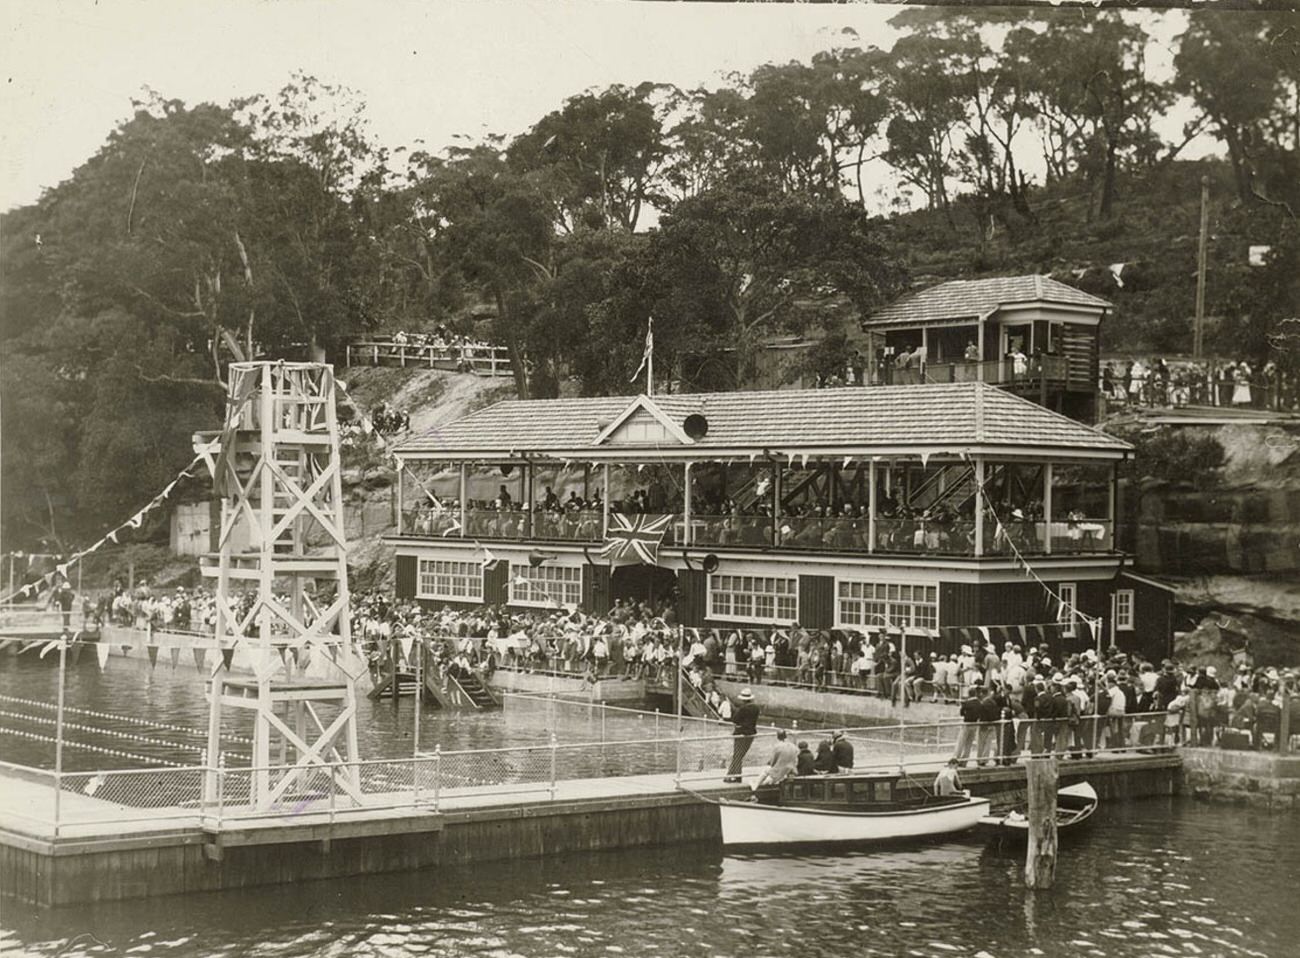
[{"xmin": 725, "ymin": 688, "xmax": 760, "ymax": 783}]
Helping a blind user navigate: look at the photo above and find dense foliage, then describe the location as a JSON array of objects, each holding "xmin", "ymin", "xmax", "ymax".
[{"xmin": 2, "ymin": 10, "xmax": 1297, "ymax": 550}]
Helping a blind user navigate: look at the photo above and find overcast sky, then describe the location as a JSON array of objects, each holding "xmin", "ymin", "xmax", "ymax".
[{"xmin": 0, "ymin": 1, "xmax": 1205, "ymax": 214}]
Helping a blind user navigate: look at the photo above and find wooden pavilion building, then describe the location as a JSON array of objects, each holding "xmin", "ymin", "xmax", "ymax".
[
  {"xmin": 862, "ymin": 275, "xmax": 1109, "ymax": 422},
  {"xmin": 388, "ymin": 382, "xmax": 1172, "ymax": 661}
]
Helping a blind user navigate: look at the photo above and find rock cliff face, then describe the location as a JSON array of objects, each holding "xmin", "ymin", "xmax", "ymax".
[
  {"xmin": 332, "ymin": 367, "xmax": 518, "ymax": 591},
  {"xmin": 1125, "ymin": 420, "xmax": 1300, "ymax": 666}
]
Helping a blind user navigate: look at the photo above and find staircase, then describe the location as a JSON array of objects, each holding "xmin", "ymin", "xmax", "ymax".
[
  {"xmin": 677, "ymin": 669, "xmax": 720, "ymax": 719},
  {"xmin": 907, "ymin": 464, "xmax": 976, "ymax": 513},
  {"xmin": 726, "ymin": 467, "xmax": 822, "ymax": 512},
  {"xmin": 448, "ymin": 669, "xmax": 499, "ymax": 710}
]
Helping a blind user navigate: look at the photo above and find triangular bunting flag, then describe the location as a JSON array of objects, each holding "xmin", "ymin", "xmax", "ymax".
[
  {"xmin": 39, "ymin": 639, "xmax": 60, "ymax": 659},
  {"xmin": 96, "ymin": 642, "xmax": 111, "ymax": 669},
  {"xmin": 69, "ymin": 644, "xmax": 83, "ymax": 667},
  {"xmin": 193, "ymin": 648, "xmax": 207, "ymax": 671},
  {"xmin": 221, "ymin": 647, "xmax": 235, "ymax": 671},
  {"xmin": 146, "ymin": 646, "xmax": 159, "ymax": 669},
  {"xmin": 170, "ymin": 647, "xmax": 181, "ymax": 669},
  {"xmin": 398, "ymin": 632, "xmax": 414, "ymax": 663},
  {"xmin": 107, "ymin": 530, "xmax": 119, "ymax": 543}
]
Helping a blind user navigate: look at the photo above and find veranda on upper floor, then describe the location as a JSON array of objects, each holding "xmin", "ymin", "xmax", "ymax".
[{"xmin": 392, "ymin": 382, "xmax": 1130, "ymax": 562}]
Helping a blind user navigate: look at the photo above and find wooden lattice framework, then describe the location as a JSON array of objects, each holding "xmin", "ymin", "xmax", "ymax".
[{"xmin": 196, "ymin": 362, "xmax": 361, "ymax": 809}]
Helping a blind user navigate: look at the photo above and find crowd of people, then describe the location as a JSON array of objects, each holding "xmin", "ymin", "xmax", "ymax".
[
  {"xmin": 389, "ymin": 326, "xmax": 492, "ymax": 354},
  {"xmin": 28, "ymin": 577, "xmax": 1296, "ymax": 757},
  {"xmin": 351, "ymin": 591, "xmax": 687, "ymax": 687},
  {"xmin": 1101, "ymin": 357, "xmax": 1297, "ymax": 411},
  {"xmin": 941, "ymin": 647, "xmax": 1298, "ymax": 766}
]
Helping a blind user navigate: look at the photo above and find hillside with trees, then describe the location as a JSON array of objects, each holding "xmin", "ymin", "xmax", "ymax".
[{"xmin": 1, "ymin": 8, "xmax": 1297, "ymax": 554}]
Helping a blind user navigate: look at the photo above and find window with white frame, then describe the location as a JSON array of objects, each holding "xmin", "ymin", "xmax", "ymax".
[
  {"xmin": 1057, "ymin": 582, "xmax": 1078, "ymax": 638},
  {"xmin": 708, "ymin": 574, "xmax": 797, "ymax": 624},
  {"xmin": 1115, "ymin": 589, "xmax": 1135, "ymax": 631},
  {"xmin": 417, "ymin": 558, "xmax": 484, "ymax": 602},
  {"xmin": 837, "ymin": 580, "xmax": 938, "ymax": 631},
  {"xmin": 510, "ymin": 564, "xmax": 582, "ymax": 609}
]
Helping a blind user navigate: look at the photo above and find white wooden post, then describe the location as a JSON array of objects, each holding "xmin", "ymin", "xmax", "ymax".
[
  {"xmin": 1043, "ymin": 462, "xmax": 1053, "ymax": 555},
  {"xmin": 1108, "ymin": 462, "xmax": 1118, "ymax": 550},
  {"xmin": 868, "ymin": 458, "xmax": 877, "ymax": 553},
  {"xmin": 602, "ymin": 464, "xmax": 611, "ymax": 537},
  {"xmin": 396, "ymin": 460, "xmax": 405, "ymax": 535},
  {"xmin": 974, "ymin": 457, "xmax": 986, "ymax": 557},
  {"xmin": 459, "ymin": 463, "xmax": 468, "ymax": 538},
  {"xmin": 683, "ymin": 461, "xmax": 693, "ymax": 547}
]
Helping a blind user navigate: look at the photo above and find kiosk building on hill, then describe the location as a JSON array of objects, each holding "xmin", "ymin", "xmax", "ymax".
[
  {"xmin": 389, "ymin": 382, "xmax": 1172, "ymax": 661},
  {"xmin": 862, "ymin": 274, "xmax": 1109, "ymax": 422}
]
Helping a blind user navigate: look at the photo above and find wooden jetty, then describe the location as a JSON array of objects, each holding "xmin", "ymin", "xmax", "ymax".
[{"xmin": 0, "ymin": 750, "xmax": 1183, "ymax": 907}]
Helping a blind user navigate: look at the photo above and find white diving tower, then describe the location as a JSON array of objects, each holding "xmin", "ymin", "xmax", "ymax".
[{"xmin": 196, "ymin": 361, "xmax": 361, "ymax": 810}]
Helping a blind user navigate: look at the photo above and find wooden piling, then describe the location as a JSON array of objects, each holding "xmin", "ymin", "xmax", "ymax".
[{"xmin": 1024, "ymin": 757, "xmax": 1058, "ymax": 889}]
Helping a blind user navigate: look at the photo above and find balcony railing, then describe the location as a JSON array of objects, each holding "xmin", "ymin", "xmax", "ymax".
[
  {"xmin": 400, "ymin": 507, "xmax": 1115, "ymax": 559},
  {"xmin": 982, "ymin": 518, "xmax": 1112, "ymax": 555},
  {"xmin": 880, "ymin": 355, "xmax": 1072, "ymax": 388}
]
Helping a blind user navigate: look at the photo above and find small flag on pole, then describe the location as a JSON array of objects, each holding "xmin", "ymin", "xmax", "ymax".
[{"xmin": 630, "ymin": 316, "xmax": 653, "ymax": 387}]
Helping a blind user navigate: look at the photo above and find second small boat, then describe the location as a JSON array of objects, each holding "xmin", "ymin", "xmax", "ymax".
[{"xmin": 976, "ymin": 780, "xmax": 1099, "ymax": 843}]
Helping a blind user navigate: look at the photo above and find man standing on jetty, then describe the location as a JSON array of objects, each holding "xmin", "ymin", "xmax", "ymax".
[{"xmin": 725, "ymin": 688, "xmax": 760, "ymax": 783}]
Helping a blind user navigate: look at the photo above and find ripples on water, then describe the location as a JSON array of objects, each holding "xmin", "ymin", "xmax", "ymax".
[{"xmin": 2, "ymin": 659, "xmax": 1299, "ymax": 958}]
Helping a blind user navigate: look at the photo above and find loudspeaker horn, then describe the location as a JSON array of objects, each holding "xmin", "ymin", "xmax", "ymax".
[{"xmin": 701, "ymin": 554, "xmax": 720, "ymax": 575}]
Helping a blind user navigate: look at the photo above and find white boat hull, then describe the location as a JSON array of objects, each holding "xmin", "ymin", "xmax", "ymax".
[{"xmin": 718, "ymin": 796, "xmax": 992, "ymax": 847}]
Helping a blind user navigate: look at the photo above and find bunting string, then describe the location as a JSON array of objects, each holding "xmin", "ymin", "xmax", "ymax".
[
  {"xmin": 2, "ymin": 452, "xmax": 205, "ymax": 605},
  {"xmin": 975, "ymin": 480, "xmax": 1103, "ymax": 642}
]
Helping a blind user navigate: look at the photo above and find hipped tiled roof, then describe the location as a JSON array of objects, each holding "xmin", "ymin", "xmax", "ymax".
[
  {"xmin": 865, "ymin": 275, "xmax": 1111, "ymax": 327},
  {"xmin": 397, "ymin": 383, "xmax": 1129, "ymax": 459}
]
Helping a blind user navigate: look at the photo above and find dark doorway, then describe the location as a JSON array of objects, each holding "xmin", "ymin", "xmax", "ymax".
[{"xmin": 610, "ymin": 564, "xmax": 678, "ymax": 609}]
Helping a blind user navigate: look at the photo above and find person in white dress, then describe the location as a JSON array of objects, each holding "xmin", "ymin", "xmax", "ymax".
[{"xmin": 1232, "ymin": 362, "xmax": 1253, "ymax": 406}]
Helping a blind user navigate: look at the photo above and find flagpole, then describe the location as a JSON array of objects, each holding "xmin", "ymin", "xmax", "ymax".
[{"xmin": 647, "ymin": 327, "xmax": 654, "ymax": 397}]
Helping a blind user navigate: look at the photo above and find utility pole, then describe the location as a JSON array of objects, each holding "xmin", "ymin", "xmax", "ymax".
[{"xmin": 1194, "ymin": 176, "xmax": 1210, "ymax": 360}]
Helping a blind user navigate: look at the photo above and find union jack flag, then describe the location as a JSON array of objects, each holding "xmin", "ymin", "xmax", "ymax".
[{"xmin": 600, "ymin": 513, "xmax": 673, "ymax": 565}]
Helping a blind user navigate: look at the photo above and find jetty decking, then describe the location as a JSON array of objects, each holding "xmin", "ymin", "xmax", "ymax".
[{"xmin": 0, "ymin": 749, "xmax": 1183, "ymax": 907}]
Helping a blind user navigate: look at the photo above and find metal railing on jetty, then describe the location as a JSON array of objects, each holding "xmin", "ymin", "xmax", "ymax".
[{"xmin": 3, "ymin": 710, "xmax": 1212, "ymax": 838}]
